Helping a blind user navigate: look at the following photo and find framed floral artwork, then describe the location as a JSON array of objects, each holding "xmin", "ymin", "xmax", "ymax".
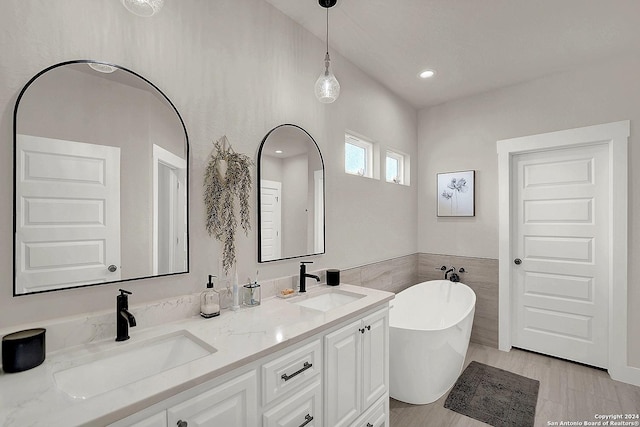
[{"xmin": 437, "ymin": 170, "xmax": 475, "ymax": 217}]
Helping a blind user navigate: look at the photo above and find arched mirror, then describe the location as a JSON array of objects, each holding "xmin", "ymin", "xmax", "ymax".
[
  {"xmin": 14, "ymin": 60, "xmax": 189, "ymax": 295},
  {"xmin": 257, "ymin": 124, "xmax": 325, "ymax": 262}
]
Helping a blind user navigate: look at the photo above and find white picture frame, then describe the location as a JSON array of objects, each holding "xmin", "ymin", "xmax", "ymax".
[{"xmin": 437, "ymin": 170, "xmax": 475, "ymax": 217}]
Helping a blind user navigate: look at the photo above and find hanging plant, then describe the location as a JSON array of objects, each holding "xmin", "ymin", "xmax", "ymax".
[{"xmin": 204, "ymin": 136, "xmax": 253, "ymax": 274}]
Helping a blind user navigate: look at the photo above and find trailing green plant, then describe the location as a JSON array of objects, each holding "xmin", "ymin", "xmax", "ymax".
[{"xmin": 204, "ymin": 136, "xmax": 253, "ymax": 274}]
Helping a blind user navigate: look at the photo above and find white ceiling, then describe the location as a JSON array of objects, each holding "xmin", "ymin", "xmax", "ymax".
[{"xmin": 265, "ymin": 0, "xmax": 640, "ymax": 109}]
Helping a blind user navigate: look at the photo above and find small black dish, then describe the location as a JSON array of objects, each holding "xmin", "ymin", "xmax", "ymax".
[
  {"xmin": 2, "ymin": 328, "xmax": 46, "ymax": 373},
  {"xmin": 327, "ymin": 269, "xmax": 340, "ymax": 286}
]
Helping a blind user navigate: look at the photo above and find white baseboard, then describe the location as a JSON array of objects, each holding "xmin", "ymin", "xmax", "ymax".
[{"xmin": 610, "ymin": 364, "xmax": 640, "ymax": 387}]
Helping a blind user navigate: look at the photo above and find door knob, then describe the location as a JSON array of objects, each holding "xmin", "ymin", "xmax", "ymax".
[
  {"xmin": 177, "ymin": 421, "xmax": 188, "ymax": 427},
  {"xmin": 514, "ymin": 258, "xmax": 522, "ymax": 265},
  {"xmin": 108, "ymin": 264, "xmax": 118, "ymax": 272}
]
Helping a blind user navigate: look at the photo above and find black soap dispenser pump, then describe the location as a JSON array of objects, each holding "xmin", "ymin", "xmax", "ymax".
[{"xmin": 200, "ymin": 275, "xmax": 220, "ymax": 318}]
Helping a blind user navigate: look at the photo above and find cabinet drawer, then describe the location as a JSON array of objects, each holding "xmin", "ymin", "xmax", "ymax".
[
  {"xmin": 262, "ymin": 339, "xmax": 321, "ymax": 405},
  {"xmin": 350, "ymin": 395, "xmax": 387, "ymax": 427},
  {"xmin": 263, "ymin": 378, "xmax": 322, "ymax": 427}
]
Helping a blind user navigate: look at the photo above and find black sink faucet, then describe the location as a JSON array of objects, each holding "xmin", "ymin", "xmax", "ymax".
[
  {"xmin": 116, "ymin": 289, "xmax": 136, "ymax": 342},
  {"xmin": 299, "ymin": 261, "xmax": 320, "ymax": 293}
]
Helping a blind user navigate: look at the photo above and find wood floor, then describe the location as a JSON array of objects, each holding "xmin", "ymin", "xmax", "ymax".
[{"xmin": 390, "ymin": 342, "xmax": 640, "ymax": 426}]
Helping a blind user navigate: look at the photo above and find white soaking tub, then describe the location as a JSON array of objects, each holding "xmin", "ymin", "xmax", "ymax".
[{"xmin": 389, "ymin": 280, "xmax": 476, "ymax": 404}]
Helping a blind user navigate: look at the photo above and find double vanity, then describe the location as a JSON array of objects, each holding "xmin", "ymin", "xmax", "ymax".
[
  {"xmin": 0, "ymin": 284, "xmax": 393, "ymax": 426},
  {"xmin": 4, "ymin": 60, "xmax": 389, "ymax": 426}
]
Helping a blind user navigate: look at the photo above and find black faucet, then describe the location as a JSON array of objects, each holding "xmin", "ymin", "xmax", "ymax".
[
  {"xmin": 299, "ymin": 261, "xmax": 320, "ymax": 293},
  {"xmin": 445, "ymin": 267, "xmax": 460, "ymax": 283},
  {"xmin": 116, "ymin": 289, "xmax": 136, "ymax": 342},
  {"xmin": 444, "ymin": 268, "xmax": 453, "ymax": 280}
]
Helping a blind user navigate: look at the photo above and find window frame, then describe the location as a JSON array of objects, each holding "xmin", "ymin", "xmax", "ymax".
[
  {"xmin": 385, "ymin": 149, "xmax": 405, "ymax": 185},
  {"xmin": 345, "ymin": 134, "xmax": 374, "ymax": 178}
]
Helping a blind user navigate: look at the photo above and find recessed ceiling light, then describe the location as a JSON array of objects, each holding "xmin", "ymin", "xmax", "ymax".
[
  {"xmin": 418, "ymin": 69, "xmax": 436, "ymax": 79},
  {"xmin": 275, "ymin": 150, "xmax": 283, "ymax": 154}
]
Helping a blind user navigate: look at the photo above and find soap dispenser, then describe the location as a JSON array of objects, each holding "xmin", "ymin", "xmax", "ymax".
[{"xmin": 200, "ymin": 275, "xmax": 221, "ymax": 318}]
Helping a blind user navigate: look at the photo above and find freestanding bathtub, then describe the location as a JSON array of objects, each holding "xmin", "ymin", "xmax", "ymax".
[{"xmin": 389, "ymin": 280, "xmax": 476, "ymax": 404}]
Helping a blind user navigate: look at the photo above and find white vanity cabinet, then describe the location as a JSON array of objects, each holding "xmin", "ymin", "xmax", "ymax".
[
  {"xmin": 110, "ymin": 303, "xmax": 389, "ymax": 427},
  {"xmin": 166, "ymin": 370, "xmax": 258, "ymax": 427},
  {"xmin": 127, "ymin": 412, "xmax": 167, "ymax": 427},
  {"xmin": 350, "ymin": 395, "xmax": 388, "ymax": 427},
  {"xmin": 109, "ymin": 369, "xmax": 258, "ymax": 427},
  {"xmin": 324, "ymin": 307, "xmax": 389, "ymax": 427}
]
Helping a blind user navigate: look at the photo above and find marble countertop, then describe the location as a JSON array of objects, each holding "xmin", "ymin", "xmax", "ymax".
[{"xmin": 0, "ymin": 284, "xmax": 394, "ymax": 427}]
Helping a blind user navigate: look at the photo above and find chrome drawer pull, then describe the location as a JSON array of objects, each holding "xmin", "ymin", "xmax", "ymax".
[
  {"xmin": 281, "ymin": 361, "xmax": 312, "ymax": 381},
  {"xmin": 299, "ymin": 414, "xmax": 314, "ymax": 427}
]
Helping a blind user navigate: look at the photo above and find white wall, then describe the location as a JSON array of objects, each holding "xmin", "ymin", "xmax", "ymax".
[
  {"xmin": 0, "ymin": 0, "xmax": 417, "ymax": 330},
  {"xmin": 417, "ymin": 55, "xmax": 640, "ymax": 368}
]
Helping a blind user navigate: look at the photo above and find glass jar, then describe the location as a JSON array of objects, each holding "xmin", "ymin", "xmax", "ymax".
[{"xmin": 243, "ymin": 283, "xmax": 261, "ymax": 307}]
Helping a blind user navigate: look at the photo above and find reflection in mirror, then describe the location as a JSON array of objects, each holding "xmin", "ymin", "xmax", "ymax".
[
  {"xmin": 14, "ymin": 60, "xmax": 189, "ymax": 295},
  {"xmin": 257, "ymin": 124, "xmax": 325, "ymax": 262}
]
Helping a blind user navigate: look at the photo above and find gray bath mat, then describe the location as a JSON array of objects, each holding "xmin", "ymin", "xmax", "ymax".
[{"xmin": 444, "ymin": 361, "xmax": 539, "ymax": 427}]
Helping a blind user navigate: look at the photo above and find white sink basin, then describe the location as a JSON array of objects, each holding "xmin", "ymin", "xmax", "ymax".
[
  {"xmin": 291, "ymin": 289, "xmax": 365, "ymax": 312},
  {"xmin": 53, "ymin": 331, "xmax": 216, "ymax": 399}
]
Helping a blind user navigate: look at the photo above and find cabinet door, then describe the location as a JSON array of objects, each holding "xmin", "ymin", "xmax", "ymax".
[
  {"xmin": 325, "ymin": 320, "xmax": 362, "ymax": 427},
  {"xmin": 167, "ymin": 370, "xmax": 258, "ymax": 427},
  {"xmin": 113, "ymin": 411, "xmax": 167, "ymax": 427},
  {"xmin": 263, "ymin": 378, "xmax": 322, "ymax": 427},
  {"xmin": 350, "ymin": 395, "xmax": 387, "ymax": 427},
  {"xmin": 361, "ymin": 309, "xmax": 388, "ymax": 409}
]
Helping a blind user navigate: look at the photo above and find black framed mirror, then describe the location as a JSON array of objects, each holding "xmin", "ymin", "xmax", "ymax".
[
  {"xmin": 13, "ymin": 60, "xmax": 189, "ymax": 295},
  {"xmin": 257, "ymin": 124, "xmax": 325, "ymax": 262}
]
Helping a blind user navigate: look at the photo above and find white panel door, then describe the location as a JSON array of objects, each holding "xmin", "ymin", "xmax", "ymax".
[
  {"xmin": 260, "ymin": 180, "xmax": 281, "ymax": 261},
  {"xmin": 313, "ymin": 169, "xmax": 324, "ymax": 254},
  {"xmin": 15, "ymin": 135, "xmax": 121, "ymax": 293},
  {"xmin": 153, "ymin": 144, "xmax": 187, "ymax": 275},
  {"xmin": 512, "ymin": 143, "xmax": 609, "ymax": 367}
]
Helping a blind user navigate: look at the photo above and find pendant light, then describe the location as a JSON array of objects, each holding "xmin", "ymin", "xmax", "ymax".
[
  {"xmin": 314, "ymin": 0, "xmax": 340, "ymax": 103},
  {"xmin": 121, "ymin": 0, "xmax": 164, "ymax": 17}
]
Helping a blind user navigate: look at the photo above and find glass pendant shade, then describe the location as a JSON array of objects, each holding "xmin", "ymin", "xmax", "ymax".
[
  {"xmin": 315, "ymin": 53, "xmax": 340, "ymax": 103},
  {"xmin": 121, "ymin": 0, "xmax": 164, "ymax": 17}
]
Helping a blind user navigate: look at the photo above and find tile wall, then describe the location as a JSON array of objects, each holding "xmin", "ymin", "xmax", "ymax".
[
  {"xmin": 417, "ymin": 253, "xmax": 499, "ymax": 348},
  {"xmin": 1, "ymin": 253, "xmax": 498, "ymax": 353}
]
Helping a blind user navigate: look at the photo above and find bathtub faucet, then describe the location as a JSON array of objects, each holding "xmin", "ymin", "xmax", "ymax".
[{"xmin": 445, "ymin": 267, "xmax": 460, "ymax": 282}]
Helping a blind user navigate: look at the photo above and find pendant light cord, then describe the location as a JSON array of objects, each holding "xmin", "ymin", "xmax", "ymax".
[{"xmin": 325, "ymin": 7, "xmax": 329, "ymax": 55}]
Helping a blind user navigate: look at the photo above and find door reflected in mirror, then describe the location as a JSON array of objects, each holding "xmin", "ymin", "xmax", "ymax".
[
  {"xmin": 14, "ymin": 61, "xmax": 189, "ymax": 295},
  {"xmin": 257, "ymin": 124, "xmax": 325, "ymax": 262}
]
